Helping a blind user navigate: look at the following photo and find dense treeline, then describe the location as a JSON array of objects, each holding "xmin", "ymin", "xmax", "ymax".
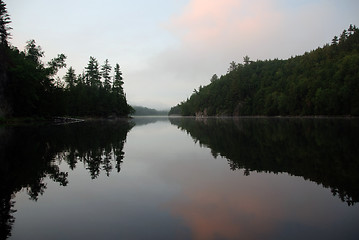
[
  {"xmin": 0, "ymin": 0, "xmax": 132, "ymax": 118},
  {"xmin": 59, "ymin": 58, "xmax": 133, "ymax": 117},
  {"xmin": 132, "ymin": 106, "xmax": 168, "ymax": 116},
  {"xmin": 170, "ymin": 25, "xmax": 359, "ymax": 116}
]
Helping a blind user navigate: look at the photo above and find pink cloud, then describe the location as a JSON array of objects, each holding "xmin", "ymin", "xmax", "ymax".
[
  {"xmin": 168, "ymin": 0, "xmax": 283, "ymax": 50},
  {"xmin": 128, "ymin": 0, "xmax": 353, "ymax": 108}
]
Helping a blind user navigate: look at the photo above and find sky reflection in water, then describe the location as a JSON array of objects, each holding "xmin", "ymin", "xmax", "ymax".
[{"xmin": 4, "ymin": 117, "xmax": 359, "ymax": 240}]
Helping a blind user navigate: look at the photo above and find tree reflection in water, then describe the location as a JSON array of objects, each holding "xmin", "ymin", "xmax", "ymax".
[
  {"xmin": 0, "ymin": 120, "xmax": 133, "ymax": 239},
  {"xmin": 170, "ymin": 117, "xmax": 359, "ymax": 206}
]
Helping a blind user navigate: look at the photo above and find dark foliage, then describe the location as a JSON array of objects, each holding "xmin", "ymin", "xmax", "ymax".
[
  {"xmin": 0, "ymin": 120, "xmax": 134, "ymax": 238},
  {"xmin": 170, "ymin": 117, "xmax": 359, "ymax": 206},
  {"xmin": 0, "ymin": 1, "xmax": 132, "ymax": 118},
  {"xmin": 170, "ymin": 25, "xmax": 359, "ymax": 116},
  {"xmin": 132, "ymin": 106, "xmax": 168, "ymax": 116},
  {"xmin": 0, "ymin": 0, "xmax": 11, "ymax": 45},
  {"xmin": 1, "ymin": 44, "xmax": 132, "ymax": 118}
]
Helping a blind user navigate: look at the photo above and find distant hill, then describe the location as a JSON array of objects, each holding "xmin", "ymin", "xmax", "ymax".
[
  {"xmin": 132, "ymin": 106, "xmax": 169, "ymax": 116},
  {"xmin": 169, "ymin": 25, "xmax": 359, "ymax": 116}
]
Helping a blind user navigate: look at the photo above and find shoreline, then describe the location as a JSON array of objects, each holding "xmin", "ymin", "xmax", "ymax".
[
  {"xmin": 1, "ymin": 115, "xmax": 358, "ymax": 126},
  {"xmin": 168, "ymin": 115, "xmax": 359, "ymax": 119},
  {"xmin": 0, "ymin": 115, "xmax": 132, "ymax": 126}
]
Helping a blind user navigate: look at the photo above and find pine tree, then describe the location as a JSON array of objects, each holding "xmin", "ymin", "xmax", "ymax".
[
  {"xmin": 64, "ymin": 67, "xmax": 76, "ymax": 88},
  {"xmin": 77, "ymin": 72, "xmax": 86, "ymax": 85},
  {"xmin": 339, "ymin": 30, "xmax": 348, "ymax": 43},
  {"xmin": 113, "ymin": 63, "xmax": 124, "ymax": 95},
  {"xmin": 243, "ymin": 55, "xmax": 251, "ymax": 65},
  {"xmin": 227, "ymin": 61, "xmax": 238, "ymax": 73},
  {"xmin": 101, "ymin": 59, "xmax": 112, "ymax": 91},
  {"xmin": 210, "ymin": 74, "xmax": 219, "ymax": 83},
  {"xmin": 85, "ymin": 56, "xmax": 101, "ymax": 87},
  {"xmin": 0, "ymin": 0, "xmax": 12, "ymax": 45}
]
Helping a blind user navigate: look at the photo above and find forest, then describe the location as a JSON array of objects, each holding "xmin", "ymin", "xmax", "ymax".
[
  {"xmin": 169, "ymin": 25, "xmax": 359, "ymax": 116},
  {"xmin": 0, "ymin": 0, "xmax": 132, "ymax": 120},
  {"xmin": 132, "ymin": 106, "xmax": 168, "ymax": 116}
]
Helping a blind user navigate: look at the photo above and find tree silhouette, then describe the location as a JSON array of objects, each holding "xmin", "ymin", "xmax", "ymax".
[
  {"xmin": 227, "ymin": 61, "xmax": 238, "ymax": 73},
  {"xmin": 210, "ymin": 74, "xmax": 219, "ymax": 83},
  {"xmin": 101, "ymin": 59, "xmax": 112, "ymax": 91},
  {"xmin": 243, "ymin": 55, "xmax": 251, "ymax": 65},
  {"xmin": 113, "ymin": 63, "xmax": 124, "ymax": 95},
  {"xmin": 64, "ymin": 67, "xmax": 76, "ymax": 89},
  {"xmin": 85, "ymin": 56, "xmax": 101, "ymax": 87},
  {"xmin": 0, "ymin": 120, "xmax": 134, "ymax": 237},
  {"xmin": 0, "ymin": 0, "xmax": 11, "ymax": 45}
]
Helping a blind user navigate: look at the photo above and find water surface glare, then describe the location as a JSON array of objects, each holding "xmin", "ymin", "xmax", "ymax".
[{"xmin": 1, "ymin": 117, "xmax": 359, "ymax": 239}]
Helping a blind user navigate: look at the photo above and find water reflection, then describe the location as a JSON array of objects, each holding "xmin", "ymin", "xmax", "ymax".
[
  {"xmin": 131, "ymin": 116, "xmax": 169, "ymax": 126},
  {"xmin": 0, "ymin": 120, "xmax": 133, "ymax": 239},
  {"xmin": 2, "ymin": 117, "xmax": 359, "ymax": 239},
  {"xmin": 169, "ymin": 117, "xmax": 359, "ymax": 205}
]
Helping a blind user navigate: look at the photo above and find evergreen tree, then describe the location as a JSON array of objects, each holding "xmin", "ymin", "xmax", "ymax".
[
  {"xmin": 64, "ymin": 67, "xmax": 76, "ymax": 88},
  {"xmin": 24, "ymin": 39, "xmax": 44, "ymax": 65},
  {"xmin": 339, "ymin": 30, "xmax": 348, "ymax": 43},
  {"xmin": 227, "ymin": 61, "xmax": 238, "ymax": 73},
  {"xmin": 113, "ymin": 63, "xmax": 124, "ymax": 95},
  {"xmin": 0, "ymin": 0, "xmax": 11, "ymax": 45},
  {"xmin": 85, "ymin": 56, "xmax": 101, "ymax": 87},
  {"xmin": 77, "ymin": 72, "xmax": 86, "ymax": 85},
  {"xmin": 210, "ymin": 74, "xmax": 219, "ymax": 83},
  {"xmin": 243, "ymin": 55, "xmax": 251, "ymax": 65},
  {"xmin": 101, "ymin": 59, "xmax": 112, "ymax": 91},
  {"xmin": 348, "ymin": 24, "xmax": 356, "ymax": 35}
]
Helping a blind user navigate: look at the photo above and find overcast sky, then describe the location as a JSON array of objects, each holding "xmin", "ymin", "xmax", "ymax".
[{"xmin": 6, "ymin": 0, "xmax": 359, "ymax": 109}]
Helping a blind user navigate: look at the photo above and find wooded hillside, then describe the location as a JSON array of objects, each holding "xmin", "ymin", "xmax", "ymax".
[{"xmin": 169, "ymin": 25, "xmax": 359, "ymax": 116}]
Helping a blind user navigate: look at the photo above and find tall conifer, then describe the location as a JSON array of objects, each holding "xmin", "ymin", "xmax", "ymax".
[{"xmin": 0, "ymin": 0, "xmax": 11, "ymax": 45}]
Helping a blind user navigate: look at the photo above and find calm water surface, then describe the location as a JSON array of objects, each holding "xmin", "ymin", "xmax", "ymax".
[{"xmin": 1, "ymin": 117, "xmax": 359, "ymax": 239}]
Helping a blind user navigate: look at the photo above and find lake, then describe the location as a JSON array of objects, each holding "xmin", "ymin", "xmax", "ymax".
[{"xmin": 1, "ymin": 117, "xmax": 359, "ymax": 240}]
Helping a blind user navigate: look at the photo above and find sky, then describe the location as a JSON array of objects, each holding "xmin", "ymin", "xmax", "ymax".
[{"xmin": 6, "ymin": 0, "xmax": 359, "ymax": 110}]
